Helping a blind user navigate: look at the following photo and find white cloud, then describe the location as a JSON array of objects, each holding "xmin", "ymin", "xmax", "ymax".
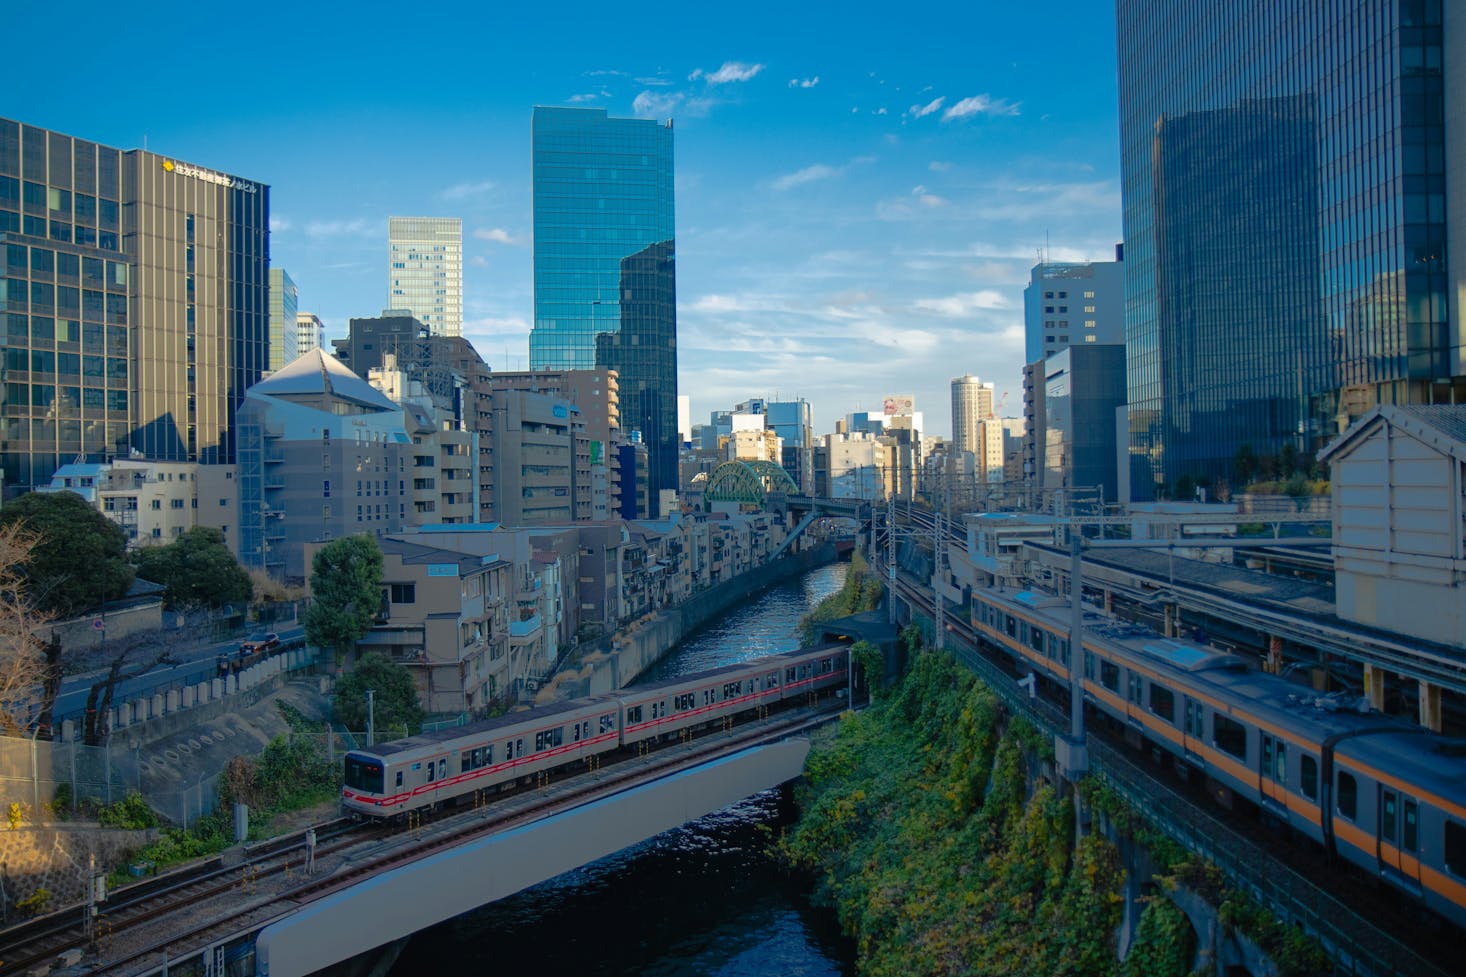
[
  {"xmin": 943, "ymin": 94, "xmax": 1021, "ymax": 120},
  {"xmin": 929, "ymin": 161, "xmax": 953, "ymax": 172},
  {"xmin": 913, "ymin": 290, "xmax": 1011, "ymax": 317},
  {"xmin": 470, "ymin": 256, "xmax": 488, "ymax": 267},
  {"xmin": 567, "ymin": 92, "xmax": 600, "ymax": 103},
  {"xmin": 305, "ymin": 218, "xmax": 374, "ymax": 238},
  {"xmin": 635, "ymin": 76, "xmax": 674, "ymax": 87},
  {"xmin": 772, "ymin": 164, "xmax": 837, "ymax": 191},
  {"xmin": 441, "ymin": 180, "xmax": 496, "ymax": 200},
  {"xmin": 908, "ymin": 96, "xmax": 945, "ymax": 119},
  {"xmin": 874, "ymin": 107, "xmax": 888, "ymax": 115},
  {"xmin": 473, "ymin": 227, "xmax": 519, "ymax": 245},
  {"xmin": 691, "ymin": 61, "xmax": 764, "ymax": 85},
  {"xmin": 631, "ymin": 90, "xmax": 716, "ymax": 119},
  {"xmin": 911, "ymin": 186, "xmax": 948, "ymax": 208},
  {"xmin": 270, "ymin": 215, "xmax": 291, "ymax": 233},
  {"xmin": 788, "ymin": 76, "xmax": 820, "ymax": 89}
]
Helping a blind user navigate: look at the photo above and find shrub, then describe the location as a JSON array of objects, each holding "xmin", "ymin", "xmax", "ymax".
[{"xmin": 98, "ymin": 792, "xmax": 159, "ymax": 830}]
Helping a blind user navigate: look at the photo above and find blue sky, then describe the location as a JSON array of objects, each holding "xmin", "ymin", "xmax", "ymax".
[{"xmin": 9, "ymin": 1, "xmax": 1122, "ymax": 439}]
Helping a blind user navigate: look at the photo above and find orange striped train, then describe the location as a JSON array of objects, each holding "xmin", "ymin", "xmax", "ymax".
[
  {"xmin": 341, "ymin": 643, "xmax": 850, "ymax": 820},
  {"xmin": 972, "ymin": 588, "xmax": 1466, "ymax": 931}
]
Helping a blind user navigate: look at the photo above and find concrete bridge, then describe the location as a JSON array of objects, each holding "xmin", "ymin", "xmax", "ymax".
[{"xmin": 254, "ymin": 738, "xmax": 811, "ymax": 977}]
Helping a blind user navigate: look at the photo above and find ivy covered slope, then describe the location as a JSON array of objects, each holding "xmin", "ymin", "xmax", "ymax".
[{"xmin": 783, "ymin": 651, "xmax": 1129, "ymax": 977}]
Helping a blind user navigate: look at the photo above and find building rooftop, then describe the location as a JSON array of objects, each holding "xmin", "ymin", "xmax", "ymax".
[{"xmin": 251, "ymin": 349, "xmax": 400, "ymax": 412}]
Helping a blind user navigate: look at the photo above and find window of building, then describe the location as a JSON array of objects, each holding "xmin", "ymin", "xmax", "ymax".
[
  {"xmin": 150, "ymin": 499, "xmax": 161, "ymax": 510},
  {"xmin": 1084, "ymin": 336, "xmax": 1097, "ymax": 343},
  {"xmin": 170, "ymin": 498, "xmax": 184, "ymax": 509},
  {"xmin": 1084, "ymin": 320, "xmax": 1097, "ymax": 328},
  {"xmin": 1083, "ymin": 290, "xmax": 1094, "ymax": 298},
  {"xmin": 390, "ymin": 583, "xmax": 416, "ymax": 604},
  {"xmin": 1044, "ymin": 291, "xmax": 1053, "ymax": 298},
  {"xmin": 1084, "ymin": 305, "xmax": 1096, "ymax": 313},
  {"xmin": 323, "ymin": 480, "xmax": 330, "ymax": 498},
  {"xmin": 1058, "ymin": 291, "xmax": 1067, "ymax": 298}
]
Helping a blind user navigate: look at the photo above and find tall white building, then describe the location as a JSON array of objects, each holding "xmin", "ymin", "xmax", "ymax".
[
  {"xmin": 294, "ymin": 312, "xmax": 325, "ymax": 359},
  {"xmin": 388, "ymin": 217, "xmax": 463, "ymax": 337},
  {"xmin": 951, "ymin": 375, "xmax": 994, "ymax": 456}
]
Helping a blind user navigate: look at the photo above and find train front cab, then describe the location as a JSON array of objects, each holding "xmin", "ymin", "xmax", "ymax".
[{"xmin": 1331, "ymin": 733, "xmax": 1466, "ymax": 930}]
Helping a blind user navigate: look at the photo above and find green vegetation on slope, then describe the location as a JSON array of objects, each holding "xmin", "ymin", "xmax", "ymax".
[
  {"xmin": 783, "ymin": 650, "xmax": 1126, "ymax": 976},
  {"xmin": 799, "ymin": 550, "xmax": 884, "ymax": 645}
]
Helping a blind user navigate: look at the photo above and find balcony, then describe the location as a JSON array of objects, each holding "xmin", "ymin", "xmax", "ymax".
[{"xmin": 509, "ymin": 614, "xmax": 542, "ymax": 639}]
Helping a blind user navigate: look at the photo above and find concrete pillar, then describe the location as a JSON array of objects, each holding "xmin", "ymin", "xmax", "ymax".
[
  {"xmin": 116, "ymin": 702, "xmax": 130, "ymax": 727},
  {"xmin": 182, "ymin": 686, "xmax": 195, "ymax": 709},
  {"xmin": 110, "ymin": 705, "xmax": 123, "ymax": 729},
  {"xmin": 1267, "ymin": 635, "xmax": 1284, "ymax": 674},
  {"xmin": 166, "ymin": 690, "xmax": 180, "ymax": 712},
  {"xmin": 211, "ymin": 678, "xmax": 223, "ymax": 700},
  {"xmin": 226, "ymin": 674, "xmax": 237, "ymax": 696},
  {"xmin": 1420, "ymin": 680, "xmax": 1443, "ymax": 732},
  {"xmin": 1364, "ymin": 663, "xmax": 1386, "ymax": 712},
  {"xmin": 151, "ymin": 693, "xmax": 164, "ymax": 718},
  {"xmin": 60, "ymin": 719, "xmax": 74, "ymax": 742}
]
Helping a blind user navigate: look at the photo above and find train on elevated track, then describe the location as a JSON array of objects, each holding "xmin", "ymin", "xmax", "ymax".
[
  {"xmin": 342, "ymin": 642, "xmax": 850, "ymax": 820},
  {"xmin": 968, "ymin": 586, "xmax": 1466, "ymax": 930}
]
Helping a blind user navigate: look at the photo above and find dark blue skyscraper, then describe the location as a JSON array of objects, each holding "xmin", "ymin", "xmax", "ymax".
[
  {"xmin": 531, "ymin": 107, "xmax": 677, "ymax": 517},
  {"xmin": 1117, "ymin": 1, "xmax": 1462, "ymax": 498}
]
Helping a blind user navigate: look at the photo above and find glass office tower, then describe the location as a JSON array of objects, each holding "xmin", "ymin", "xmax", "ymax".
[
  {"xmin": 0, "ymin": 118, "xmax": 268, "ymax": 495},
  {"xmin": 532, "ymin": 106, "xmax": 677, "ymax": 517},
  {"xmin": 388, "ymin": 217, "xmax": 462, "ymax": 338},
  {"xmin": 1117, "ymin": 1, "xmax": 1459, "ymax": 498}
]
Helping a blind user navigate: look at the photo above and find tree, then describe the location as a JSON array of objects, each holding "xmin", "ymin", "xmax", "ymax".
[
  {"xmin": 1233, "ymin": 443, "xmax": 1257, "ymax": 488},
  {"xmin": 0, "ymin": 491, "xmax": 132, "ymax": 617},
  {"xmin": 0, "ymin": 523, "xmax": 51, "ymax": 734},
  {"xmin": 304, "ymin": 535, "xmax": 383, "ymax": 663},
  {"xmin": 332, "ymin": 652, "xmax": 423, "ymax": 740},
  {"xmin": 133, "ymin": 527, "xmax": 251, "ymax": 609}
]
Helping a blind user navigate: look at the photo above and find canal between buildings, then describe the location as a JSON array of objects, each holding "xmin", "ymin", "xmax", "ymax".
[{"xmin": 388, "ymin": 560, "xmax": 857, "ymax": 977}]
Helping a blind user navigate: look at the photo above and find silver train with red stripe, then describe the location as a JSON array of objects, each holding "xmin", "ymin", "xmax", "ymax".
[
  {"xmin": 972, "ymin": 588, "xmax": 1466, "ymax": 931},
  {"xmin": 341, "ymin": 643, "xmax": 850, "ymax": 820}
]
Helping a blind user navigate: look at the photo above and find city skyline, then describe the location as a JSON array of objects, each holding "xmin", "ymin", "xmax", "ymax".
[{"xmin": 4, "ymin": 0, "xmax": 1122, "ymax": 440}]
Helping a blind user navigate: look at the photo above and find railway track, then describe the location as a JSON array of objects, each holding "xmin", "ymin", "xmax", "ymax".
[
  {"xmin": 2, "ymin": 699, "xmax": 844, "ymax": 977},
  {"xmin": 888, "ymin": 568, "xmax": 1455, "ymax": 977}
]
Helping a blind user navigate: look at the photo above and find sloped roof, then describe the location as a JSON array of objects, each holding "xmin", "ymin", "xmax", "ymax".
[
  {"xmin": 1319, "ymin": 404, "xmax": 1466, "ymax": 464},
  {"xmin": 249, "ymin": 348, "xmax": 400, "ymax": 412}
]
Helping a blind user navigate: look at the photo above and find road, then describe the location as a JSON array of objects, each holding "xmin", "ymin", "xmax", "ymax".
[{"xmin": 50, "ymin": 625, "xmax": 306, "ymax": 729}]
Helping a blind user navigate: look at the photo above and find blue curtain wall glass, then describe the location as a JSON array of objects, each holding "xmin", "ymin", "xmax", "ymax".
[
  {"xmin": 1116, "ymin": 0, "xmax": 1455, "ymax": 497},
  {"xmin": 531, "ymin": 107, "xmax": 677, "ymax": 516}
]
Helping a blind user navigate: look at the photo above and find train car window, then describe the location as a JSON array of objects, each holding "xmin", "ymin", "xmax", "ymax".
[
  {"xmin": 1150, "ymin": 685, "xmax": 1175, "ymax": 723},
  {"xmin": 427, "ymin": 762, "xmax": 436, "ymax": 783},
  {"xmin": 703, "ymin": 689, "xmax": 715, "ymax": 705},
  {"xmin": 1382, "ymin": 790, "xmax": 1398, "ymax": 844},
  {"xmin": 536, "ymin": 731, "xmax": 546, "ymax": 751},
  {"xmin": 462, "ymin": 754, "xmax": 472, "ymax": 774},
  {"xmin": 786, "ymin": 667, "xmax": 797, "ymax": 683},
  {"xmin": 1057, "ymin": 639, "xmax": 1069, "ymax": 667},
  {"xmin": 396, "ymin": 770, "xmax": 404, "ymax": 789},
  {"xmin": 767, "ymin": 671, "xmax": 778, "ymax": 687},
  {"xmin": 1445, "ymin": 821, "xmax": 1466, "ymax": 877},
  {"xmin": 1337, "ymin": 772, "xmax": 1358, "ymax": 820},
  {"xmin": 1403, "ymin": 800, "xmax": 1418, "ymax": 853},
  {"xmin": 600, "ymin": 714, "xmax": 615, "ymax": 734},
  {"xmin": 675, "ymin": 692, "xmax": 694, "ymax": 711},
  {"xmin": 1214, "ymin": 715, "xmax": 1247, "ymax": 760},
  {"xmin": 1127, "ymin": 673, "xmax": 1143, "ymax": 705},
  {"xmin": 627, "ymin": 705, "xmax": 643, "ymax": 724},
  {"xmin": 1274, "ymin": 741, "xmax": 1286, "ymax": 783},
  {"xmin": 1004, "ymin": 615, "xmax": 1017, "ymax": 638},
  {"xmin": 1084, "ymin": 651, "xmax": 1095, "ymax": 680},
  {"xmin": 1100, "ymin": 660, "xmax": 1120, "ymax": 693},
  {"xmin": 1300, "ymin": 755, "xmax": 1318, "ymax": 800},
  {"xmin": 1261, "ymin": 736, "xmax": 1273, "ymax": 777}
]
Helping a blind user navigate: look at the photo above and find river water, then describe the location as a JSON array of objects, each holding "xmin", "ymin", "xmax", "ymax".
[{"xmin": 388, "ymin": 561, "xmax": 856, "ymax": 977}]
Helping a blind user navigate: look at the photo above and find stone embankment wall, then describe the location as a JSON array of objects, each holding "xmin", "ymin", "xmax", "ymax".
[
  {"xmin": 544, "ymin": 542, "xmax": 838, "ymax": 699},
  {"xmin": 0, "ymin": 825, "xmax": 156, "ymax": 909}
]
